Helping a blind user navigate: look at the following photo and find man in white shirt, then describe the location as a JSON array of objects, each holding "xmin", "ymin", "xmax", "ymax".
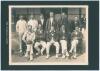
[
  {"xmin": 16, "ymin": 15, "xmax": 27, "ymax": 53},
  {"xmin": 28, "ymin": 15, "xmax": 38, "ymax": 32}
]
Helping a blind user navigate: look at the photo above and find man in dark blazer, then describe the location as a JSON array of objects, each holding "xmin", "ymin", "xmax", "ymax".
[
  {"xmin": 71, "ymin": 17, "xmax": 80, "ymax": 32},
  {"xmin": 80, "ymin": 15, "xmax": 86, "ymax": 34},
  {"xmin": 45, "ymin": 12, "xmax": 60, "ymax": 59},
  {"xmin": 60, "ymin": 12, "xmax": 71, "ymax": 53},
  {"xmin": 60, "ymin": 12, "xmax": 70, "ymax": 33},
  {"xmin": 80, "ymin": 15, "xmax": 86, "ymax": 30},
  {"xmin": 34, "ymin": 14, "xmax": 46, "ymax": 55}
]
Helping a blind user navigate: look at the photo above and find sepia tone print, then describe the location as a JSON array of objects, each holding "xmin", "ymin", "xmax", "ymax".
[{"xmin": 9, "ymin": 5, "xmax": 88, "ymax": 65}]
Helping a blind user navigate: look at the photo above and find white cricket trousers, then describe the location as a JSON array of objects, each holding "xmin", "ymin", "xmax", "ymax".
[
  {"xmin": 60, "ymin": 40, "xmax": 69, "ymax": 56},
  {"xmin": 26, "ymin": 44, "xmax": 33, "ymax": 54},
  {"xmin": 34, "ymin": 41, "xmax": 46, "ymax": 54},
  {"xmin": 70, "ymin": 39, "xmax": 78, "ymax": 55},
  {"xmin": 46, "ymin": 40, "xmax": 60, "ymax": 55},
  {"xmin": 18, "ymin": 33, "xmax": 24, "ymax": 52}
]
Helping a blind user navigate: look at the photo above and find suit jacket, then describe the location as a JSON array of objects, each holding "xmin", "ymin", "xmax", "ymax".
[
  {"xmin": 74, "ymin": 20, "xmax": 80, "ymax": 28},
  {"xmin": 80, "ymin": 17, "xmax": 86, "ymax": 28},
  {"xmin": 38, "ymin": 19, "xmax": 46, "ymax": 33},
  {"xmin": 35, "ymin": 19, "xmax": 46, "ymax": 42},
  {"xmin": 60, "ymin": 16, "xmax": 70, "ymax": 33},
  {"xmin": 46, "ymin": 30, "xmax": 59, "ymax": 42},
  {"xmin": 46, "ymin": 18, "xmax": 59, "ymax": 42},
  {"xmin": 59, "ymin": 25, "xmax": 67, "ymax": 40},
  {"xmin": 70, "ymin": 20, "xmax": 80, "ymax": 32},
  {"xmin": 71, "ymin": 30, "xmax": 82, "ymax": 41}
]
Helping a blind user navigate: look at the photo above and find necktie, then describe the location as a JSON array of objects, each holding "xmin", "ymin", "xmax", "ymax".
[{"xmin": 51, "ymin": 19, "xmax": 52, "ymax": 26}]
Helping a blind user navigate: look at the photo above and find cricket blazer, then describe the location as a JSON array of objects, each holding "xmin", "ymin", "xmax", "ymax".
[
  {"xmin": 46, "ymin": 30, "xmax": 59, "ymax": 42},
  {"xmin": 45, "ymin": 18, "xmax": 59, "ymax": 42},
  {"xmin": 35, "ymin": 20, "xmax": 46, "ymax": 42}
]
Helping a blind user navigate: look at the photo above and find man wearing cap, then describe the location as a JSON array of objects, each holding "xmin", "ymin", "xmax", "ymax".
[
  {"xmin": 22, "ymin": 25, "xmax": 35, "ymax": 61},
  {"xmin": 16, "ymin": 15, "xmax": 27, "ymax": 53},
  {"xmin": 34, "ymin": 14, "xmax": 46, "ymax": 55},
  {"xmin": 28, "ymin": 15, "xmax": 38, "ymax": 32},
  {"xmin": 46, "ymin": 12, "xmax": 60, "ymax": 59}
]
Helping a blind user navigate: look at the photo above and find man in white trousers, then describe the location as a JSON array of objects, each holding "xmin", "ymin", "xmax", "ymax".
[
  {"xmin": 16, "ymin": 15, "xmax": 27, "ymax": 53},
  {"xmin": 60, "ymin": 25, "xmax": 69, "ymax": 58},
  {"xmin": 22, "ymin": 25, "xmax": 35, "ymax": 61},
  {"xmin": 46, "ymin": 12, "xmax": 60, "ymax": 59},
  {"xmin": 69, "ymin": 27, "xmax": 79, "ymax": 59}
]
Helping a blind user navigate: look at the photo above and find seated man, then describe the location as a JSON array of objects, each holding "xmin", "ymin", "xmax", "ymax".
[
  {"xmin": 46, "ymin": 27, "xmax": 60, "ymax": 59},
  {"xmin": 45, "ymin": 12, "xmax": 60, "ymax": 59},
  {"xmin": 22, "ymin": 25, "xmax": 35, "ymax": 61},
  {"xmin": 34, "ymin": 14, "xmax": 46, "ymax": 55}
]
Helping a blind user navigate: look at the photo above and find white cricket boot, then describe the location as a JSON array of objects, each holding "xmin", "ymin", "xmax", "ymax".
[
  {"xmin": 46, "ymin": 55, "xmax": 50, "ymax": 59},
  {"xmin": 62, "ymin": 55, "xmax": 65, "ymax": 58}
]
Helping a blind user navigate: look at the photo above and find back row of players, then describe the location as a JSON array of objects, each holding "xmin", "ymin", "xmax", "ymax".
[{"xmin": 16, "ymin": 12, "xmax": 86, "ymax": 61}]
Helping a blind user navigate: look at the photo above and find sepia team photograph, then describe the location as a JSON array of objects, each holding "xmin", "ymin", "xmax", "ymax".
[{"xmin": 8, "ymin": 5, "xmax": 88, "ymax": 65}]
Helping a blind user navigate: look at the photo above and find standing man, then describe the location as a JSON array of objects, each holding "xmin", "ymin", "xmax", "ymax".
[
  {"xmin": 34, "ymin": 14, "xmax": 46, "ymax": 55},
  {"xmin": 46, "ymin": 12, "xmax": 60, "ymax": 59},
  {"xmin": 22, "ymin": 25, "xmax": 35, "ymax": 61},
  {"xmin": 60, "ymin": 12, "xmax": 71, "ymax": 54},
  {"xmin": 60, "ymin": 25, "xmax": 69, "ymax": 58},
  {"xmin": 71, "ymin": 17, "xmax": 80, "ymax": 32},
  {"xmin": 28, "ymin": 15, "xmax": 38, "ymax": 32},
  {"xmin": 74, "ymin": 17, "xmax": 80, "ymax": 30},
  {"xmin": 16, "ymin": 15, "xmax": 27, "ymax": 53},
  {"xmin": 60, "ymin": 12, "xmax": 70, "ymax": 33},
  {"xmin": 80, "ymin": 15, "xmax": 86, "ymax": 34}
]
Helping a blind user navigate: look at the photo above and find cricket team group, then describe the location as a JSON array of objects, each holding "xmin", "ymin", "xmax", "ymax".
[{"xmin": 16, "ymin": 12, "xmax": 86, "ymax": 61}]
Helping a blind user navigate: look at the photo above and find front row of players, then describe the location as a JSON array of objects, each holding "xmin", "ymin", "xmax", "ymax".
[
  {"xmin": 16, "ymin": 13, "xmax": 84, "ymax": 61},
  {"xmin": 22, "ymin": 25, "xmax": 82, "ymax": 61}
]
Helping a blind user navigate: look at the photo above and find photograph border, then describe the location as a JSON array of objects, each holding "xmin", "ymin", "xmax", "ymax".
[
  {"xmin": 9, "ymin": 5, "xmax": 88, "ymax": 65},
  {"xmin": 1, "ymin": 1, "xmax": 99, "ymax": 70}
]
